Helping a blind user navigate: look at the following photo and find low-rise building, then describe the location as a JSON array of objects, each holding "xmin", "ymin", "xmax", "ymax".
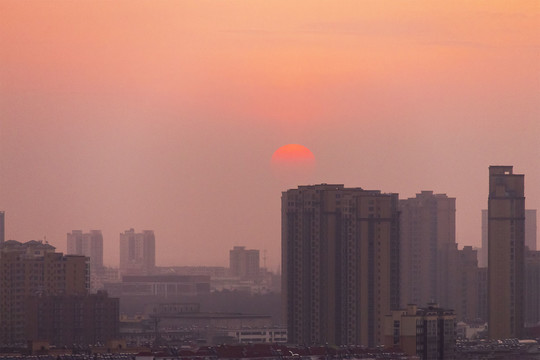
[
  {"xmin": 384, "ymin": 304, "xmax": 456, "ymax": 360},
  {"xmin": 26, "ymin": 290, "xmax": 119, "ymax": 347},
  {"xmin": 227, "ymin": 327, "xmax": 287, "ymax": 343},
  {"xmin": 104, "ymin": 275, "xmax": 211, "ymax": 297}
]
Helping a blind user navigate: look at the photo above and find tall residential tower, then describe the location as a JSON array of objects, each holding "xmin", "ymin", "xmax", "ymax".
[
  {"xmin": 282, "ymin": 184, "xmax": 400, "ymax": 347},
  {"xmin": 488, "ymin": 166, "xmax": 525, "ymax": 339},
  {"xmin": 229, "ymin": 246, "xmax": 260, "ymax": 280},
  {"xmin": 119, "ymin": 228, "xmax": 156, "ymax": 275},
  {"xmin": 399, "ymin": 191, "xmax": 456, "ymax": 309},
  {"xmin": 67, "ymin": 230, "xmax": 104, "ymax": 270}
]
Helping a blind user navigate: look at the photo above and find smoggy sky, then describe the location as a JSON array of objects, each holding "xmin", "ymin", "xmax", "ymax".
[{"xmin": 1, "ymin": 1, "xmax": 539, "ymax": 269}]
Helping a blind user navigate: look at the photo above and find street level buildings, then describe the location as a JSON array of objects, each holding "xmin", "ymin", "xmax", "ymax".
[
  {"xmin": 384, "ymin": 304, "xmax": 456, "ymax": 360},
  {"xmin": 26, "ymin": 291, "xmax": 119, "ymax": 347},
  {"xmin": 104, "ymin": 274, "xmax": 211, "ymax": 298},
  {"xmin": 119, "ymin": 228, "xmax": 156, "ymax": 275},
  {"xmin": 488, "ymin": 165, "xmax": 525, "ymax": 339},
  {"xmin": 282, "ymin": 184, "xmax": 400, "ymax": 347}
]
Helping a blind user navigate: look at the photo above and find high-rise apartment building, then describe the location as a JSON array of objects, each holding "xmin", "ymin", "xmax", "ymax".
[
  {"xmin": 433, "ymin": 244, "xmax": 481, "ymax": 323},
  {"xmin": 479, "ymin": 209, "xmax": 489, "ymax": 268},
  {"xmin": 0, "ymin": 240, "xmax": 90, "ymax": 345},
  {"xmin": 282, "ymin": 184, "xmax": 400, "ymax": 347},
  {"xmin": 67, "ymin": 230, "xmax": 104, "ymax": 270},
  {"xmin": 480, "ymin": 208, "xmax": 536, "ymax": 267},
  {"xmin": 456, "ymin": 246, "xmax": 480, "ymax": 323},
  {"xmin": 477, "ymin": 267, "xmax": 488, "ymax": 322},
  {"xmin": 488, "ymin": 165, "xmax": 525, "ymax": 339},
  {"xmin": 399, "ymin": 191, "xmax": 456, "ymax": 309},
  {"xmin": 119, "ymin": 228, "xmax": 155, "ymax": 275},
  {"xmin": 525, "ymin": 249, "xmax": 540, "ymax": 326},
  {"xmin": 525, "ymin": 209, "xmax": 537, "ymax": 251},
  {"xmin": 229, "ymin": 246, "xmax": 260, "ymax": 279}
]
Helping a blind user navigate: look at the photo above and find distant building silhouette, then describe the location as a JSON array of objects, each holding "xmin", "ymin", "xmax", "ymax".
[
  {"xmin": 526, "ymin": 209, "xmax": 537, "ymax": 251},
  {"xmin": 399, "ymin": 191, "xmax": 456, "ymax": 309},
  {"xmin": 479, "ymin": 209, "xmax": 489, "ymax": 268},
  {"xmin": 67, "ymin": 229, "xmax": 104, "ymax": 270},
  {"xmin": 525, "ymin": 248, "xmax": 540, "ymax": 326},
  {"xmin": 119, "ymin": 228, "xmax": 155, "ymax": 275},
  {"xmin": 488, "ymin": 166, "xmax": 525, "ymax": 339},
  {"xmin": 229, "ymin": 246, "xmax": 260, "ymax": 280},
  {"xmin": 477, "ymin": 267, "xmax": 488, "ymax": 322},
  {"xmin": 456, "ymin": 246, "xmax": 481, "ymax": 323},
  {"xmin": 104, "ymin": 274, "xmax": 210, "ymax": 298},
  {"xmin": 282, "ymin": 184, "xmax": 400, "ymax": 347}
]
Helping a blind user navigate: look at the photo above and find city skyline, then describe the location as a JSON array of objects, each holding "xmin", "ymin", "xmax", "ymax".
[{"xmin": 1, "ymin": 1, "xmax": 539, "ymax": 268}]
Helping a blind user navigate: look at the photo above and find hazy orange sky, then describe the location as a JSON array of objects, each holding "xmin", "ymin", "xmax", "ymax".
[{"xmin": 1, "ymin": 1, "xmax": 539, "ymax": 268}]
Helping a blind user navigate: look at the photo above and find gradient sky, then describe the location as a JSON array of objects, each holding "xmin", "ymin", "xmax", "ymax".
[{"xmin": 1, "ymin": 1, "xmax": 539, "ymax": 269}]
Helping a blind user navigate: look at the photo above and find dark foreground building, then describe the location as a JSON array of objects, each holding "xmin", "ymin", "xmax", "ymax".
[
  {"xmin": 0, "ymin": 240, "xmax": 119, "ymax": 347},
  {"xmin": 488, "ymin": 166, "xmax": 525, "ymax": 339},
  {"xmin": 26, "ymin": 291, "xmax": 119, "ymax": 347},
  {"xmin": 282, "ymin": 184, "xmax": 400, "ymax": 347},
  {"xmin": 385, "ymin": 304, "xmax": 456, "ymax": 360}
]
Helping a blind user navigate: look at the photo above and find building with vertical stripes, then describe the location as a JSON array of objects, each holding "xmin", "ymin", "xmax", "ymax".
[
  {"xmin": 282, "ymin": 184, "xmax": 400, "ymax": 347},
  {"xmin": 488, "ymin": 166, "xmax": 525, "ymax": 339}
]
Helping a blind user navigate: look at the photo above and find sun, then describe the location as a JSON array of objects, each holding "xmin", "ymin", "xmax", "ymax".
[{"xmin": 271, "ymin": 144, "xmax": 315, "ymax": 186}]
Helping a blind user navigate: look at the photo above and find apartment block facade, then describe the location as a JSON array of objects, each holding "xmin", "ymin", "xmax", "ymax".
[
  {"xmin": 399, "ymin": 191, "xmax": 456, "ymax": 309},
  {"xmin": 119, "ymin": 228, "xmax": 156, "ymax": 275},
  {"xmin": 282, "ymin": 184, "xmax": 400, "ymax": 347},
  {"xmin": 488, "ymin": 166, "xmax": 525, "ymax": 339},
  {"xmin": 26, "ymin": 291, "xmax": 119, "ymax": 347},
  {"xmin": 229, "ymin": 246, "xmax": 260, "ymax": 280},
  {"xmin": 67, "ymin": 229, "xmax": 104, "ymax": 270},
  {"xmin": 0, "ymin": 240, "xmax": 89, "ymax": 345}
]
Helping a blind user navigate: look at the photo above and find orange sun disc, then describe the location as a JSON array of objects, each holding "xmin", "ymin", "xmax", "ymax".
[{"xmin": 271, "ymin": 144, "xmax": 315, "ymax": 185}]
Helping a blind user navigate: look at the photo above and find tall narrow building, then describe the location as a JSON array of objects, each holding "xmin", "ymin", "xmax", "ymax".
[
  {"xmin": 480, "ymin": 208, "xmax": 536, "ymax": 267},
  {"xmin": 282, "ymin": 184, "xmax": 400, "ymax": 347},
  {"xmin": 525, "ymin": 209, "xmax": 537, "ymax": 251},
  {"xmin": 525, "ymin": 248, "xmax": 540, "ymax": 326},
  {"xmin": 229, "ymin": 246, "xmax": 260, "ymax": 280},
  {"xmin": 119, "ymin": 228, "xmax": 156, "ymax": 275},
  {"xmin": 67, "ymin": 230, "xmax": 104, "ymax": 270},
  {"xmin": 399, "ymin": 191, "xmax": 456, "ymax": 309},
  {"xmin": 488, "ymin": 165, "xmax": 525, "ymax": 339}
]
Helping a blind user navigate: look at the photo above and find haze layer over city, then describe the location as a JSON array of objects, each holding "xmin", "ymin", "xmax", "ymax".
[{"xmin": 1, "ymin": 1, "xmax": 539, "ymax": 268}]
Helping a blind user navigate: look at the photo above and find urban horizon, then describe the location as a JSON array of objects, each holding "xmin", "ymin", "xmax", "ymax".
[{"xmin": 1, "ymin": 173, "xmax": 539, "ymax": 269}]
